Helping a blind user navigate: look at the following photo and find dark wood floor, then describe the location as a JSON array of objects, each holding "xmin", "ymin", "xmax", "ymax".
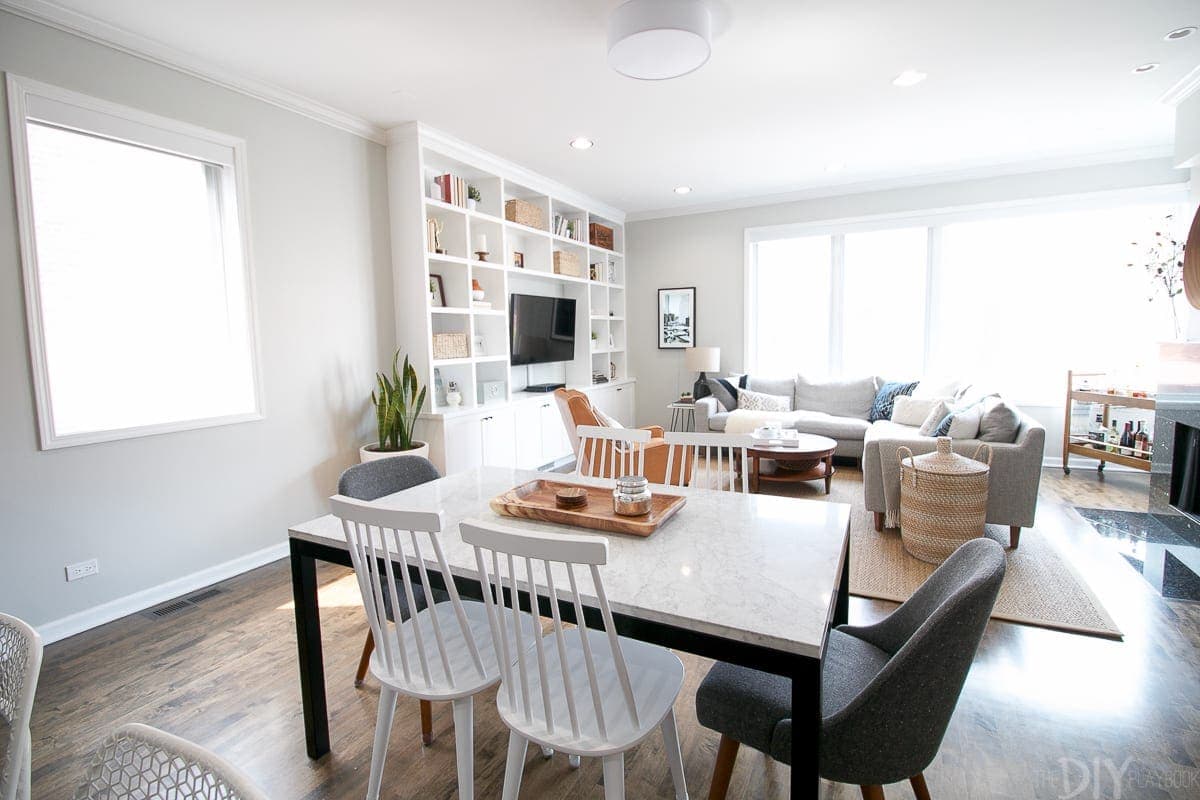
[{"xmin": 29, "ymin": 466, "xmax": 1200, "ymax": 799}]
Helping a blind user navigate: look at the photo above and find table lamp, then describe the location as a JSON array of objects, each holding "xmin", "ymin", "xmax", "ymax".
[{"xmin": 685, "ymin": 346, "xmax": 720, "ymax": 400}]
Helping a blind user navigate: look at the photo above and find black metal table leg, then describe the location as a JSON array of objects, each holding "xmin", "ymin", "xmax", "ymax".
[
  {"xmin": 790, "ymin": 655, "xmax": 822, "ymax": 799},
  {"xmin": 834, "ymin": 534, "xmax": 850, "ymax": 627},
  {"xmin": 291, "ymin": 539, "xmax": 329, "ymax": 759}
]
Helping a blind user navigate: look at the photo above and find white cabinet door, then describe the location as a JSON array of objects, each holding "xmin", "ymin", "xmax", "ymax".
[
  {"xmin": 612, "ymin": 384, "xmax": 635, "ymax": 426},
  {"xmin": 442, "ymin": 415, "xmax": 483, "ymax": 475},
  {"xmin": 539, "ymin": 400, "xmax": 572, "ymax": 463},
  {"xmin": 479, "ymin": 407, "xmax": 516, "ymax": 468},
  {"xmin": 512, "ymin": 403, "xmax": 544, "ymax": 470},
  {"xmin": 589, "ymin": 385, "xmax": 617, "ymax": 421}
]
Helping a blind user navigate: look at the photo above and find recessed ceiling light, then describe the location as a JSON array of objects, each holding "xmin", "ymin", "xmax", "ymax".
[
  {"xmin": 674, "ymin": 185, "xmax": 692, "ymax": 195},
  {"xmin": 1165, "ymin": 26, "xmax": 1197, "ymax": 41},
  {"xmin": 569, "ymin": 137, "xmax": 594, "ymax": 150},
  {"xmin": 892, "ymin": 69, "xmax": 927, "ymax": 87},
  {"xmin": 608, "ymin": 0, "xmax": 712, "ymax": 81},
  {"xmin": 1133, "ymin": 63, "xmax": 1160, "ymax": 74},
  {"xmin": 825, "ymin": 162, "xmax": 845, "ymax": 173}
]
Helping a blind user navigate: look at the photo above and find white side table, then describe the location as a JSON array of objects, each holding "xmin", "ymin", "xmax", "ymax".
[{"xmin": 668, "ymin": 402, "xmax": 696, "ymax": 432}]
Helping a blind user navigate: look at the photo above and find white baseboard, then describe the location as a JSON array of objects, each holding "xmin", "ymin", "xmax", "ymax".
[{"xmin": 37, "ymin": 541, "xmax": 290, "ymax": 645}]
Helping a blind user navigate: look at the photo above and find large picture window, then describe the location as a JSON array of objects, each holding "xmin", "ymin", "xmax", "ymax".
[
  {"xmin": 8, "ymin": 76, "xmax": 262, "ymax": 449},
  {"xmin": 747, "ymin": 192, "xmax": 1188, "ymax": 404}
]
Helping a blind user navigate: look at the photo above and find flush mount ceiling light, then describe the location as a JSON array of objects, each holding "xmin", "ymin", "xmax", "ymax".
[
  {"xmin": 892, "ymin": 69, "xmax": 928, "ymax": 87},
  {"xmin": 608, "ymin": 0, "xmax": 712, "ymax": 80},
  {"xmin": 1165, "ymin": 26, "xmax": 1197, "ymax": 41},
  {"xmin": 1133, "ymin": 63, "xmax": 1160, "ymax": 74},
  {"xmin": 673, "ymin": 185, "xmax": 693, "ymax": 195},
  {"xmin": 569, "ymin": 137, "xmax": 594, "ymax": 150}
]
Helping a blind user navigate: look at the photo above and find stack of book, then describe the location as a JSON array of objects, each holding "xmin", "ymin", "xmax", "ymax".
[{"xmin": 433, "ymin": 173, "xmax": 468, "ymax": 207}]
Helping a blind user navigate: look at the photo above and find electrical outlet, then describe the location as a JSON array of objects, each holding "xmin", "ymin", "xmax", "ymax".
[{"xmin": 65, "ymin": 558, "xmax": 99, "ymax": 582}]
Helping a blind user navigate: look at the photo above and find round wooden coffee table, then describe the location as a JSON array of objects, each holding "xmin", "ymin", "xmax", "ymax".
[{"xmin": 748, "ymin": 433, "xmax": 838, "ymax": 495}]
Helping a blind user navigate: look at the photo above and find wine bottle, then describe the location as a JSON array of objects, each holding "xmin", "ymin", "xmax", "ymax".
[
  {"xmin": 1120, "ymin": 422, "xmax": 1133, "ymax": 456},
  {"xmin": 1106, "ymin": 422, "xmax": 1120, "ymax": 453},
  {"xmin": 1091, "ymin": 413, "xmax": 1106, "ymax": 450}
]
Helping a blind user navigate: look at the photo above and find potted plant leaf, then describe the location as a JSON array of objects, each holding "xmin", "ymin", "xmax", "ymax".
[
  {"xmin": 467, "ymin": 185, "xmax": 481, "ymax": 211},
  {"xmin": 361, "ymin": 350, "xmax": 430, "ymax": 462}
]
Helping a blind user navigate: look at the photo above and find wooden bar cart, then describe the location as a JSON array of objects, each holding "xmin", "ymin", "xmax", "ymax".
[{"xmin": 1061, "ymin": 369, "xmax": 1155, "ymax": 474}]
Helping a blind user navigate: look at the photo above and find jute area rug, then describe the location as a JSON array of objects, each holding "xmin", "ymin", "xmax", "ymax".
[{"xmin": 788, "ymin": 476, "xmax": 1122, "ymax": 639}]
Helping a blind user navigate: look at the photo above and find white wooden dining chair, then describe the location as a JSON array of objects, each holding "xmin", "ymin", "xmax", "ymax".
[
  {"xmin": 459, "ymin": 519, "xmax": 688, "ymax": 800},
  {"xmin": 662, "ymin": 432, "xmax": 753, "ymax": 493},
  {"xmin": 0, "ymin": 612, "xmax": 42, "ymax": 800},
  {"xmin": 331, "ymin": 496, "xmax": 541, "ymax": 800},
  {"xmin": 574, "ymin": 425, "xmax": 651, "ymax": 480}
]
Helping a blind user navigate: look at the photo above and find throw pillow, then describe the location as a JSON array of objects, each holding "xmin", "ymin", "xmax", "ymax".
[
  {"xmin": 738, "ymin": 388, "xmax": 793, "ymax": 412},
  {"xmin": 891, "ymin": 396, "xmax": 949, "ymax": 427},
  {"xmin": 978, "ymin": 398, "xmax": 1021, "ymax": 443},
  {"xmin": 918, "ymin": 401, "xmax": 951, "ymax": 436},
  {"xmin": 947, "ymin": 403, "xmax": 984, "ymax": 439},
  {"xmin": 592, "ymin": 404, "xmax": 624, "ymax": 429},
  {"xmin": 869, "ymin": 380, "xmax": 920, "ymax": 422},
  {"xmin": 706, "ymin": 374, "xmax": 747, "ymax": 412}
]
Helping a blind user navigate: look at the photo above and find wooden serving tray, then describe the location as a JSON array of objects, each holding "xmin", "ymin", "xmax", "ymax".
[{"xmin": 490, "ymin": 479, "xmax": 686, "ymax": 537}]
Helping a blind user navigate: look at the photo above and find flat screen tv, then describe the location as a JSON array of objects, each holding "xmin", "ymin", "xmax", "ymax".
[{"xmin": 509, "ymin": 293, "xmax": 577, "ymax": 366}]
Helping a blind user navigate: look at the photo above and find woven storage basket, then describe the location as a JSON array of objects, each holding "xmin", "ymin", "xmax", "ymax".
[
  {"xmin": 553, "ymin": 250, "xmax": 582, "ymax": 277},
  {"xmin": 505, "ymin": 198, "xmax": 545, "ymax": 230},
  {"xmin": 898, "ymin": 437, "xmax": 992, "ymax": 564},
  {"xmin": 432, "ymin": 332, "xmax": 469, "ymax": 360}
]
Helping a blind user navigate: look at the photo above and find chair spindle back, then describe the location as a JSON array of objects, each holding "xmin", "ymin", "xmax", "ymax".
[{"xmin": 574, "ymin": 425, "xmax": 651, "ymax": 480}]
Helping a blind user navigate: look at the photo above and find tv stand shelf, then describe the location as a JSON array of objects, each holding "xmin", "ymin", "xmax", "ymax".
[{"xmin": 1061, "ymin": 370, "xmax": 1155, "ymax": 475}]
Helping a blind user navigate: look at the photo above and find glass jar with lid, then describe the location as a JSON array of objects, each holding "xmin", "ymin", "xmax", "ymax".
[{"xmin": 613, "ymin": 475, "xmax": 653, "ymax": 516}]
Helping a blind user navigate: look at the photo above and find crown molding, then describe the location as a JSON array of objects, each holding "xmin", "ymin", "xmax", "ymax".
[
  {"xmin": 1160, "ymin": 63, "xmax": 1200, "ymax": 107},
  {"xmin": 625, "ymin": 145, "xmax": 1179, "ymax": 222},
  {"xmin": 0, "ymin": 0, "xmax": 387, "ymax": 144},
  {"xmin": 394, "ymin": 121, "xmax": 627, "ymax": 223}
]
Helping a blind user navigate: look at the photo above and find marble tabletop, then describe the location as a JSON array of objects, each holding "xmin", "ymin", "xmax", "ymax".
[{"xmin": 289, "ymin": 466, "xmax": 851, "ymax": 659}]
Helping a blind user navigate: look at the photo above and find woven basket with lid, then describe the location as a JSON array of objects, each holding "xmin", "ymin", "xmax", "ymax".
[{"xmin": 898, "ymin": 437, "xmax": 992, "ymax": 564}]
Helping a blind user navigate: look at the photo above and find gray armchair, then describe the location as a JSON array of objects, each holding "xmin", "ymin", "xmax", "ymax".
[
  {"xmin": 696, "ymin": 538, "xmax": 1006, "ymax": 800},
  {"xmin": 337, "ymin": 455, "xmax": 447, "ymax": 745}
]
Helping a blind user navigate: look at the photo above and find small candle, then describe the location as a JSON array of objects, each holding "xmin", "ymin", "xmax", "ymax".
[{"xmin": 474, "ymin": 233, "xmax": 488, "ymax": 253}]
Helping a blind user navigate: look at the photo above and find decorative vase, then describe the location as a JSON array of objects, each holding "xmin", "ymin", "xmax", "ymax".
[
  {"xmin": 359, "ymin": 441, "xmax": 430, "ymax": 463},
  {"xmin": 467, "ymin": 198, "xmax": 478, "ymax": 211}
]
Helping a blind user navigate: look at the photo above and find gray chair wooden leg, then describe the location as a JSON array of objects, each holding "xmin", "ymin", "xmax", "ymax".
[
  {"xmin": 910, "ymin": 773, "xmax": 932, "ymax": 800},
  {"xmin": 707, "ymin": 734, "xmax": 740, "ymax": 800}
]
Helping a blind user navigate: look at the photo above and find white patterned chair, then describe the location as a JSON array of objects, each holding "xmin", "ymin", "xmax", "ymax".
[
  {"xmin": 73, "ymin": 723, "xmax": 268, "ymax": 799},
  {"xmin": 0, "ymin": 612, "xmax": 41, "ymax": 800}
]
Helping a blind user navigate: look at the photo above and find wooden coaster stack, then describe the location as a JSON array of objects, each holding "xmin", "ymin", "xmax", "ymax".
[{"xmin": 554, "ymin": 487, "xmax": 589, "ymax": 510}]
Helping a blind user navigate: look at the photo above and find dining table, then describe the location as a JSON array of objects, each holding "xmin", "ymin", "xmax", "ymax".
[{"xmin": 288, "ymin": 466, "xmax": 851, "ymax": 800}]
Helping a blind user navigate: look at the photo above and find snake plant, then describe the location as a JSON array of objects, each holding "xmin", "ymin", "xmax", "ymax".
[{"xmin": 370, "ymin": 350, "xmax": 427, "ymax": 451}]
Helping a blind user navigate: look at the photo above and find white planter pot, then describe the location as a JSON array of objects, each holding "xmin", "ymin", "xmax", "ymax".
[
  {"xmin": 467, "ymin": 198, "xmax": 478, "ymax": 211},
  {"xmin": 360, "ymin": 441, "xmax": 430, "ymax": 463}
]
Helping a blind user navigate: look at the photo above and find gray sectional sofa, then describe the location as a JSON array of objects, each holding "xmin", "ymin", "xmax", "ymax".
[{"xmin": 695, "ymin": 374, "xmax": 1047, "ymax": 542}]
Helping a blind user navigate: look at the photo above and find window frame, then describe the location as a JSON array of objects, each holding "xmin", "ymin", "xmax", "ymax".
[
  {"xmin": 743, "ymin": 183, "xmax": 1189, "ymax": 402},
  {"xmin": 6, "ymin": 74, "xmax": 264, "ymax": 449}
]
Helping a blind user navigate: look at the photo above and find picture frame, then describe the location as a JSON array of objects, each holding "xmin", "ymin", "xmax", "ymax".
[
  {"xmin": 429, "ymin": 274, "xmax": 446, "ymax": 307},
  {"xmin": 512, "ymin": 251, "xmax": 525, "ymax": 269},
  {"xmin": 657, "ymin": 287, "xmax": 696, "ymax": 349}
]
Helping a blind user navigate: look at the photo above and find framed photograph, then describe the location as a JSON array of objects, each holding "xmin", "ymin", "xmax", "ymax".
[
  {"xmin": 512, "ymin": 251, "xmax": 525, "ymax": 269},
  {"xmin": 658, "ymin": 287, "xmax": 695, "ymax": 349},
  {"xmin": 429, "ymin": 274, "xmax": 446, "ymax": 307}
]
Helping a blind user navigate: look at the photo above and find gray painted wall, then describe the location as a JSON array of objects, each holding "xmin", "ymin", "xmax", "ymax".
[
  {"xmin": 627, "ymin": 158, "xmax": 1191, "ymax": 455},
  {"xmin": 0, "ymin": 12, "xmax": 394, "ymax": 630}
]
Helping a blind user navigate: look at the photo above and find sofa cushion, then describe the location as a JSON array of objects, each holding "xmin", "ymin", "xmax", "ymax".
[
  {"xmin": 708, "ymin": 411, "xmax": 730, "ymax": 431},
  {"xmin": 869, "ymin": 380, "xmax": 919, "ymax": 422},
  {"xmin": 891, "ymin": 396, "xmax": 946, "ymax": 427},
  {"xmin": 978, "ymin": 397, "xmax": 1021, "ymax": 443},
  {"xmin": 795, "ymin": 374, "xmax": 879, "ymax": 420},
  {"xmin": 747, "ymin": 375, "xmax": 796, "ymax": 400},
  {"xmin": 738, "ymin": 388, "xmax": 792, "ymax": 412},
  {"xmin": 785, "ymin": 410, "xmax": 871, "ymax": 441}
]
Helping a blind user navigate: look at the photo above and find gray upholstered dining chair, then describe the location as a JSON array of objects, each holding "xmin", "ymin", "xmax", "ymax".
[
  {"xmin": 338, "ymin": 455, "xmax": 446, "ymax": 745},
  {"xmin": 696, "ymin": 537, "xmax": 1005, "ymax": 800}
]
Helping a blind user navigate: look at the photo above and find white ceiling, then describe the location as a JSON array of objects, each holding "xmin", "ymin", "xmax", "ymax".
[{"xmin": 22, "ymin": 0, "xmax": 1200, "ymax": 216}]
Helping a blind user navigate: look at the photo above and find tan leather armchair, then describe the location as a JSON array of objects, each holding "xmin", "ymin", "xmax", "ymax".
[{"xmin": 553, "ymin": 389, "xmax": 688, "ymax": 485}]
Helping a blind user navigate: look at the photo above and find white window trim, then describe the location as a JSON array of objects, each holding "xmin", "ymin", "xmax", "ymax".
[
  {"xmin": 743, "ymin": 182, "xmax": 1190, "ymax": 378},
  {"xmin": 6, "ymin": 74, "xmax": 265, "ymax": 449}
]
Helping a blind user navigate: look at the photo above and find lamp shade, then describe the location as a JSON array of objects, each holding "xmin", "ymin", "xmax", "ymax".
[
  {"xmin": 608, "ymin": 0, "xmax": 712, "ymax": 81},
  {"xmin": 685, "ymin": 346, "xmax": 720, "ymax": 373}
]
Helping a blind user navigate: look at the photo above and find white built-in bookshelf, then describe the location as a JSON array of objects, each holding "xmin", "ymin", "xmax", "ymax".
[{"xmin": 387, "ymin": 124, "xmax": 628, "ymax": 417}]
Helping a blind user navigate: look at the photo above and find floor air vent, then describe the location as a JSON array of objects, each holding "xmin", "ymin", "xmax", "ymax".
[{"xmin": 142, "ymin": 587, "xmax": 224, "ymax": 619}]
